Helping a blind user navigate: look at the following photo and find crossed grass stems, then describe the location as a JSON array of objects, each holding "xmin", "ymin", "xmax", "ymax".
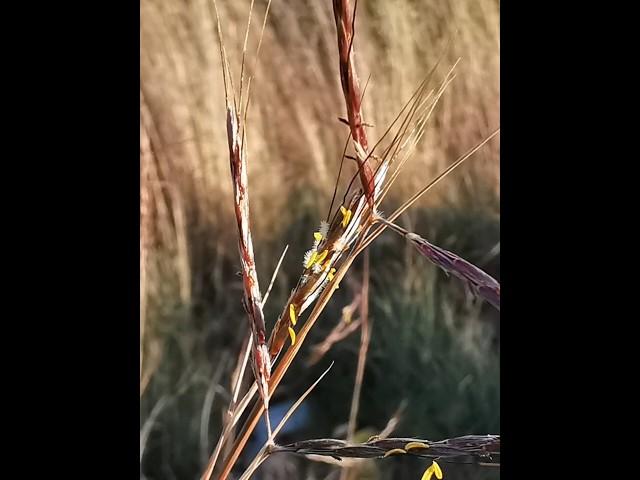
[{"xmin": 203, "ymin": 1, "xmax": 500, "ymax": 479}]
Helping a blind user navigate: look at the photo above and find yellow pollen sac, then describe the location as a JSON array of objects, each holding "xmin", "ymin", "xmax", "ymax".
[
  {"xmin": 289, "ymin": 304, "xmax": 297, "ymax": 326},
  {"xmin": 405, "ymin": 442, "xmax": 429, "ymax": 452},
  {"xmin": 431, "ymin": 461, "xmax": 443, "ymax": 479},
  {"xmin": 421, "ymin": 465, "xmax": 435, "ymax": 480},
  {"xmin": 383, "ymin": 448, "xmax": 406, "ymax": 458},
  {"xmin": 314, "ymin": 231, "xmax": 323, "ymax": 242},
  {"xmin": 288, "ymin": 326, "xmax": 296, "ymax": 346},
  {"xmin": 340, "ymin": 205, "xmax": 352, "ymax": 228},
  {"xmin": 305, "ymin": 250, "xmax": 318, "ymax": 269},
  {"xmin": 328, "ymin": 268, "xmax": 336, "ymax": 281},
  {"xmin": 315, "ymin": 249, "xmax": 328, "ymax": 265}
]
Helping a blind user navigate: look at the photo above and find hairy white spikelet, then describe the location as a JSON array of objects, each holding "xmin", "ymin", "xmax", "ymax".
[
  {"xmin": 312, "ymin": 262, "xmax": 322, "ymax": 274},
  {"xmin": 319, "ymin": 220, "xmax": 330, "ymax": 237}
]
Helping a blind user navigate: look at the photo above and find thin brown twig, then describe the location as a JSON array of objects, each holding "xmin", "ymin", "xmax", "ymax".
[
  {"xmin": 346, "ymin": 251, "xmax": 370, "ymax": 442},
  {"xmin": 307, "ymin": 293, "xmax": 362, "ymax": 366},
  {"xmin": 377, "ymin": 401, "xmax": 407, "ymax": 440},
  {"xmin": 341, "ymin": 251, "xmax": 371, "ymax": 480},
  {"xmin": 200, "ymin": 356, "xmax": 231, "ymax": 465},
  {"xmin": 261, "ymin": 244, "xmax": 289, "ymax": 308}
]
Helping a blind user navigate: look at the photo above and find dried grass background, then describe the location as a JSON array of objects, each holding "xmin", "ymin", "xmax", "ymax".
[{"xmin": 140, "ymin": 1, "xmax": 499, "ymax": 479}]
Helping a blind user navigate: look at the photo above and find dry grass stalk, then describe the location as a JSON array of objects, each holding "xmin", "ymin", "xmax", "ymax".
[
  {"xmin": 224, "ymin": 42, "xmax": 272, "ymax": 441},
  {"xmin": 217, "ymin": 244, "xmax": 290, "ymax": 464},
  {"xmin": 272, "ymin": 434, "xmax": 500, "ymax": 464},
  {"xmin": 261, "ymin": 244, "xmax": 289, "ymax": 308},
  {"xmin": 200, "ymin": 356, "xmax": 232, "ymax": 465},
  {"xmin": 346, "ymin": 252, "xmax": 371, "ymax": 442},
  {"xmin": 224, "ymin": 333, "xmax": 252, "ymax": 451},
  {"xmin": 332, "ymin": 0, "xmax": 375, "ymax": 207},
  {"xmin": 238, "ymin": 362, "xmax": 336, "ymax": 480},
  {"xmin": 378, "ymin": 218, "xmax": 500, "ymax": 310},
  {"xmin": 304, "ymin": 403, "xmax": 405, "ymax": 468},
  {"xmin": 341, "ymin": 251, "xmax": 371, "ymax": 480},
  {"xmin": 226, "ymin": 79, "xmax": 268, "ymax": 339},
  {"xmin": 201, "ymin": 3, "xmax": 275, "ymax": 479},
  {"xmin": 140, "ymin": 119, "xmax": 152, "ymax": 395}
]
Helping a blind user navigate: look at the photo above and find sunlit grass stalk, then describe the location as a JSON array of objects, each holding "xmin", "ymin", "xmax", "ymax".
[{"xmin": 332, "ymin": 0, "xmax": 376, "ymax": 207}]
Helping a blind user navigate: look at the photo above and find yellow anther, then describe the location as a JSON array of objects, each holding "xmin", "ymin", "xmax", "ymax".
[
  {"xmin": 305, "ymin": 250, "xmax": 318, "ymax": 269},
  {"xmin": 432, "ymin": 461, "xmax": 443, "ymax": 479},
  {"xmin": 289, "ymin": 304, "xmax": 297, "ymax": 326},
  {"xmin": 344, "ymin": 210, "xmax": 352, "ymax": 227},
  {"xmin": 327, "ymin": 268, "xmax": 336, "ymax": 281},
  {"xmin": 315, "ymin": 249, "xmax": 328, "ymax": 265},
  {"xmin": 383, "ymin": 448, "xmax": 406, "ymax": 458},
  {"xmin": 405, "ymin": 442, "xmax": 429, "ymax": 452},
  {"xmin": 421, "ymin": 465, "xmax": 435, "ymax": 480},
  {"xmin": 288, "ymin": 326, "xmax": 296, "ymax": 346},
  {"xmin": 314, "ymin": 231, "xmax": 323, "ymax": 242},
  {"xmin": 340, "ymin": 205, "xmax": 352, "ymax": 228}
]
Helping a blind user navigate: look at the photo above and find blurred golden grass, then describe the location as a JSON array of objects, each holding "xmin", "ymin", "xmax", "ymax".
[{"xmin": 140, "ymin": 0, "xmax": 499, "ymax": 391}]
